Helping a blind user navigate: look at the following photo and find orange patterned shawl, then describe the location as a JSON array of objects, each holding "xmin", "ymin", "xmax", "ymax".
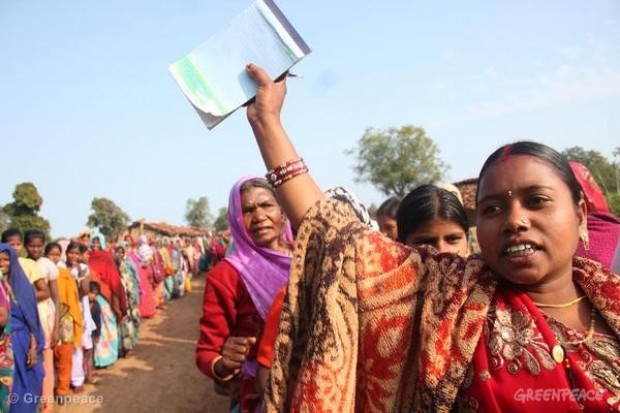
[{"xmin": 263, "ymin": 199, "xmax": 620, "ymax": 413}]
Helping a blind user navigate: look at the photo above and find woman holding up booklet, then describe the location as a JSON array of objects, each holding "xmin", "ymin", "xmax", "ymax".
[{"xmin": 243, "ymin": 63, "xmax": 620, "ymax": 412}]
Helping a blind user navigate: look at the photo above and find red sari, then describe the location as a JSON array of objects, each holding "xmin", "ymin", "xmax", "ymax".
[
  {"xmin": 458, "ymin": 287, "xmax": 620, "ymax": 412},
  {"xmin": 89, "ymin": 250, "xmax": 127, "ymax": 317},
  {"xmin": 128, "ymin": 251, "xmax": 156, "ymax": 318}
]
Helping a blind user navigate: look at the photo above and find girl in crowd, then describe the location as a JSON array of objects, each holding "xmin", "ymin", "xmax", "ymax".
[
  {"xmin": 113, "ymin": 244, "xmax": 141, "ymax": 358},
  {"xmin": 0, "ymin": 244, "xmax": 44, "ymax": 413},
  {"xmin": 243, "ymin": 64, "xmax": 619, "ymax": 412},
  {"xmin": 397, "ymin": 184, "xmax": 470, "ymax": 256},
  {"xmin": 196, "ymin": 176, "xmax": 294, "ymax": 413},
  {"xmin": 375, "ymin": 196, "xmax": 400, "ymax": 241},
  {"xmin": 87, "ymin": 233, "xmax": 121, "ymax": 369},
  {"xmin": 44, "ymin": 242, "xmax": 82, "ymax": 404},
  {"xmin": 23, "ymin": 230, "xmax": 58, "ymax": 413},
  {"xmin": 64, "ymin": 241, "xmax": 95, "ymax": 393}
]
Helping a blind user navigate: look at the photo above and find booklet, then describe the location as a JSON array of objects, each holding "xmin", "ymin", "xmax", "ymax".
[{"xmin": 169, "ymin": 0, "xmax": 311, "ymax": 130}]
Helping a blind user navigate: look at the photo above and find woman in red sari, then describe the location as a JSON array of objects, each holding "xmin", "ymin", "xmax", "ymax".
[
  {"xmin": 243, "ymin": 64, "xmax": 619, "ymax": 412},
  {"xmin": 126, "ymin": 244, "xmax": 156, "ymax": 319},
  {"xmin": 196, "ymin": 176, "xmax": 294, "ymax": 413},
  {"xmin": 87, "ymin": 231, "xmax": 124, "ymax": 368}
]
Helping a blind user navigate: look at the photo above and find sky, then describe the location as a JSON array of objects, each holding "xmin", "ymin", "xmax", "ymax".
[{"xmin": 1, "ymin": 0, "xmax": 619, "ymax": 238}]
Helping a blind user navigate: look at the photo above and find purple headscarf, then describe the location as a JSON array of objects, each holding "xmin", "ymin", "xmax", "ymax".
[{"xmin": 224, "ymin": 176, "xmax": 293, "ymax": 320}]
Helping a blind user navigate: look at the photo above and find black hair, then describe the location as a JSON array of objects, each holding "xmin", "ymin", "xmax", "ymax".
[
  {"xmin": 376, "ymin": 196, "xmax": 401, "ymax": 220},
  {"xmin": 24, "ymin": 229, "xmax": 45, "ymax": 246},
  {"xmin": 78, "ymin": 244, "xmax": 88, "ymax": 254},
  {"xmin": 1, "ymin": 228, "xmax": 22, "ymax": 243},
  {"xmin": 89, "ymin": 281, "xmax": 101, "ymax": 294},
  {"xmin": 44, "ymin": 242, "xmax": 62, "ymax": 256},
  {"xmin": 396, "ymin": 185, "xmax": 469, "ymax": 243},
  {"xmin": 115, "ymin": 245, "xmax": 125, "ymax": 253},
  {"xmin": 66, "ymin": 241, "xmax": 82, "ymax": 254},
  {"xmin": 477, "ymin": 141, "xmax": 582, "ymax": 205}
]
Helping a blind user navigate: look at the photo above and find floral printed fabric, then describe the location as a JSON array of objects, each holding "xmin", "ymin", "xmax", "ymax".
[{"xmin": 264, "ymin": 199, "xmax": 620, "ymax": 413}]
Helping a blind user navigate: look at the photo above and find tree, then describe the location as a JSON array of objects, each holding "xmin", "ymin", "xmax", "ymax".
[
  {"xmin": 562, "ymin": 146, "xmax": 620, "ymax": 216},
  {"xmin": 213, "ymin": 207, "xmax": 228, "ymax": 231},
  {"xmin": 185, "ymin": 197, "xmax": 213, "ymax": 229},
  {"xmin": 86, "ymin": 197, "xmax": 130, "ymax": 241},
  {"xmin": 3, "ymin": 183, "xmax": 50, "ymax": 237},
  {"xmin": 562, "ymin": 146, "xmax": 620, "ymax": 195},
  {"xmin": 345, "ymin": 125, "xmax": 448, "ymax": 197},
  {"xmin": 0, "ymin": 205, "xmax": 8, "ymax": 235}
]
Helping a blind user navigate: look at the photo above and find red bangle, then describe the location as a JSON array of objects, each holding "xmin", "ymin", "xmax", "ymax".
[{"xmin": 266, "ymin": 158, "xmax": 309, "ymax": 188}]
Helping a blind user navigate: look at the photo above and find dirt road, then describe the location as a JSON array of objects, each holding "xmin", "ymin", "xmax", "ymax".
[{"xmin": 55, "ymin": 274, "xmax": 230, "ymax": 413}]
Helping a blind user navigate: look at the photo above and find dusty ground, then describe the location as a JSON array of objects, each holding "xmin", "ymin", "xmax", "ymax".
[{"xmin": 55, "ymin": 274, "xmax": 230, "ymax": 413}]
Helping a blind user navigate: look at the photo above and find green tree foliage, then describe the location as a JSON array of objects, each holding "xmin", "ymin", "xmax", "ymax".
[
  {"xmin": 185, "ymin": 197, "xmax": 213, "ymax": 229},
  {"xmin": 87, "ymin": 197, "xmax": 130, "ymax": 241},
  {"xmin": 563, "ymin": 146, "xmax": 620, "ymax": 216},
  {"xmin": 3, "ymin": 183, "xmax": 50, "ymax": 237},
  {"xmin": 213, "ymin": 207, "xmax": 228, "ymax": 231},
  {"xmin": 346, "ymin": 125, "xmax": 448, "ymax": 197},
  {"xmin": 0, "ymin": 206, "xmax": 8, "ymax": 235},
  {"xmin": 608, "ymin": 193, "xmax": 620, "ymax": 217}
]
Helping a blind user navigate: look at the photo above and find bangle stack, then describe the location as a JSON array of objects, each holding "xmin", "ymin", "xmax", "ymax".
[{"xmin": 265, "ymin": 157, "xmax": 309, "ymax": 188}]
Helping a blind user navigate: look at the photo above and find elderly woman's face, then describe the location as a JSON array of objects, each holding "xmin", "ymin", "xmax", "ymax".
[
  {"xmin": 241, "ymin": 186, "xmax": 284, "ymax": 250},
  {"xmin": 476, "ymin": 155, "xmax": 585, "ymax": 286}
]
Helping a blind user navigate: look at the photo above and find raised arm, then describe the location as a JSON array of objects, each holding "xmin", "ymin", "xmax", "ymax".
[{"xmin": 245, "ymin": 64, "xmax": 325, "ymax": 229}]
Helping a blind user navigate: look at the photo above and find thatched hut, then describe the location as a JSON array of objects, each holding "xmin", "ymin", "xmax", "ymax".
[
  {"xmin": 121, "ymin": 220, "xmax": 208, "ymax": 242},
  {"xmin": 453, "ymin": 178, "xmax": 478, "ymax": 225},
  {"xmin": 453, "ymin": 178, "xmax": 480, "ymax": 253}
]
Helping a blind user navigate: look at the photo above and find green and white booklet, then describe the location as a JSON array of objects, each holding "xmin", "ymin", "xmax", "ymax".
[{"xmin": 169, "ymin": 0, "xmax": 311, "ymax": 130}]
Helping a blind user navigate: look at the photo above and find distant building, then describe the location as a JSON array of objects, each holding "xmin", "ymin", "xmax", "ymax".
[
  {"xmin": 453, "ymin": 178, "xmax": 478, "ymax": 226},
  {"xmin": 453, "ymin": 178, "xmax": 479, "ymax": 254},
  {"xmin": 122, "ymin": 220, "xmax": 208, "ymax": 242}
]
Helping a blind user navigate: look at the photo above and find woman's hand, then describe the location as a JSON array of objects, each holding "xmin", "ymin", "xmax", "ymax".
[
  {"xmin": 27, "ymin": 346, "xmax": 37, "ymax": 368},
  {"xmin": 246, "ymin": 64, "xmax": 287, "ymax": 131},
  {"xmin": 244, "ymin": 63, "xmax": 325, "ymax": 228},
  {"xmin": 50, "ymin": 324, "xmax": 58, "ymax": 348},
  {"xmin": 216, "ymin": 336, "xmax": 257, "ymax": 377},
  {"xmin": 27, "ymin": 334, "xmax": 38, "ymax": 368}
]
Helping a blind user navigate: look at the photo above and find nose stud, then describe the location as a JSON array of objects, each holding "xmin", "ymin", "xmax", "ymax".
[
  {"xmin": 520, "ymin": 217, "xmax": 529, "ymax": 225},
  {"xmin": 507, "ymin": 191, "xmax": 512, "ymax": 197}
]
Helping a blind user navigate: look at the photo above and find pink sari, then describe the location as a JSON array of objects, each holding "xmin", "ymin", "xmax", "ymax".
[{"xmin": 128, "ymin": 251, "xmax": 156, "ymax": 318}]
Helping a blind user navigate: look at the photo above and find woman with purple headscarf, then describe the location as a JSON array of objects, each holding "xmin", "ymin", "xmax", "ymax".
[{"xmin": 196, "ymin": 176, "xmax": 293, "ymax": 413}]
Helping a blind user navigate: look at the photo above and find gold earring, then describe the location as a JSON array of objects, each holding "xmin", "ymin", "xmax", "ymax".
[{"xmin": 579, "ymin": 227, "xmax": 590, "ymax": 251}]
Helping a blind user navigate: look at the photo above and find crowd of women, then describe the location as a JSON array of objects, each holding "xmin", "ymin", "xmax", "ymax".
[
  {"xmin": 0, "ymin": 228, "xmax": 204, "ymax": 412},
  {"xmin": 197, "ymin": 63, "xmax": 620, "ymax": 413}
]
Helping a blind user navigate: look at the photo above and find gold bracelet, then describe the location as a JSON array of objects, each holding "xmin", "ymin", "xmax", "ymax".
[{"xmin": 210, "ymin": 356, "xmax": 239, "ymax": 382}]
